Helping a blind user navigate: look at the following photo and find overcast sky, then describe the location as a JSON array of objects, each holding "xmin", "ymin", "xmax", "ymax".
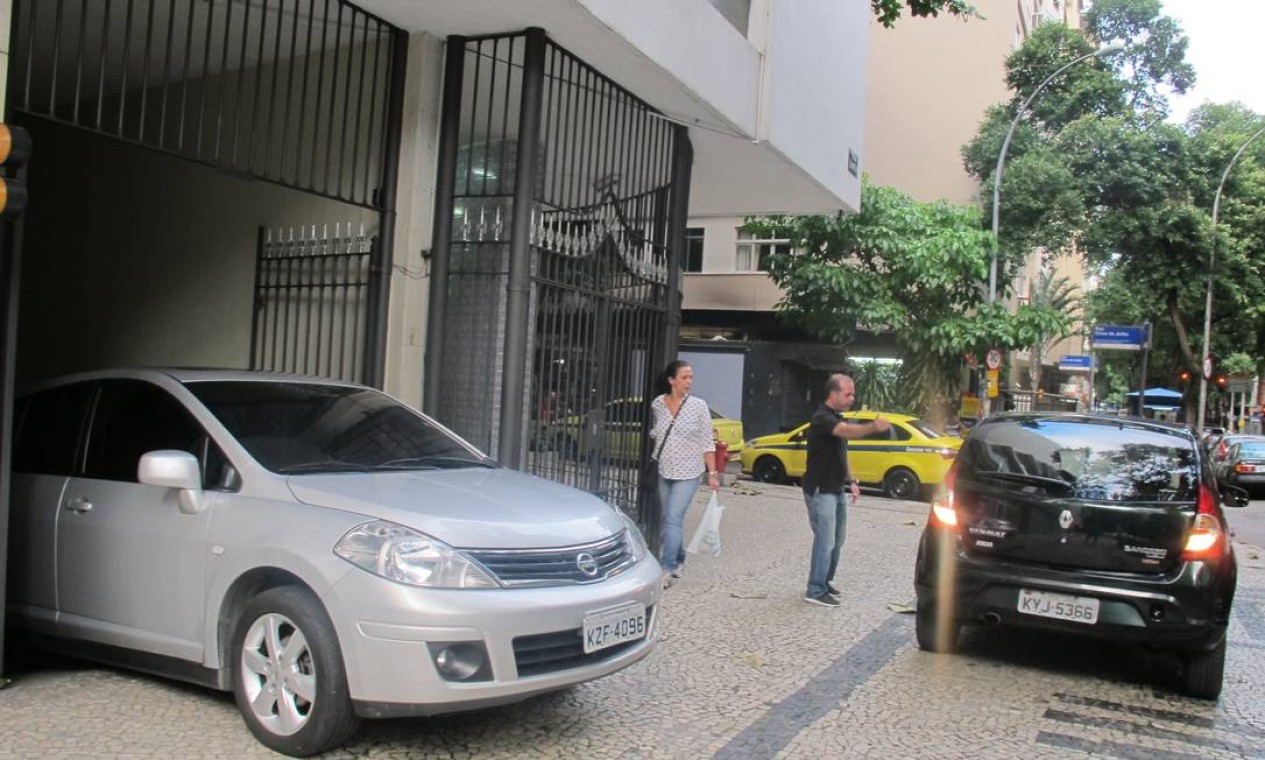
[{"xmin": 1160, "ymin": 0, "xmax": 1265, "ymax": 122}]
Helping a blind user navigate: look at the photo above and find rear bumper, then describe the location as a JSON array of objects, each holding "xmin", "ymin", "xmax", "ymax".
[
  {"xmin": 1226, "ymin": 472, "xmax": 1265, "ymax": 488},
  {"xmin": 914, "ymin": 529, "xmax": 1236, "ymax": 652}
]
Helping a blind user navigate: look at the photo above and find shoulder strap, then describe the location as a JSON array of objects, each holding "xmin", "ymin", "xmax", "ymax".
[{"xmin": 653, "ymin": 394, "xmax": 689, "ymax": 461}]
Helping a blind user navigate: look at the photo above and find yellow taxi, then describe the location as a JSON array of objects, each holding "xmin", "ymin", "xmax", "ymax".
[{"xmin": 739, "ymin": 411, "xmax": 961, "ymax": 500}]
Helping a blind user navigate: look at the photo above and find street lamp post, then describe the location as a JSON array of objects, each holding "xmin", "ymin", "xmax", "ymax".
[
  {"xmin": 983, "ymin": 44, "xmax": 1124, "ymax": 417},
  {"xmin": 1196, "ymin": 124, "xmax": 1265, "ymax": 433}
]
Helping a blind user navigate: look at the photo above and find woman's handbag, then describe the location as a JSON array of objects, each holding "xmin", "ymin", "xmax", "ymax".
[{"xmin": 686, "ymin": 491, "xmax": 724, "ymax": 556}]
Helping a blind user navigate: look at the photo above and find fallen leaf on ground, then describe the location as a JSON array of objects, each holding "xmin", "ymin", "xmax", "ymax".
[
  {"xmin": 730, "ymin": 589, "xmax": 769, "ymax": 599},
  {"xmin": 887, "ymin": 603, "xmax": 915, "ymax": 614},
  {"xmin": 902, "ymin": 520, "xmax": 920, "ymax": 527},
  {"xmin": 742, "ymin": 653, "xmax": 768, "ymax": 668}
]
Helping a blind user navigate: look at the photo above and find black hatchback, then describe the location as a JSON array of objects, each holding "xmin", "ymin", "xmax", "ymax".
[{"xmin": 913, "ymin": 413, "xmax": 1248, "ymax": 699}]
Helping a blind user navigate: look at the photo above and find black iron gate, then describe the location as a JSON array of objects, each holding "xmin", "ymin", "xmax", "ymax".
[
  {"xmin": 424, "ymin": 30, "xmax": 690, "ymax": 524},
  {"xmin": 250, "ymin": 223, "xmax": 374, "ymax": 383}
]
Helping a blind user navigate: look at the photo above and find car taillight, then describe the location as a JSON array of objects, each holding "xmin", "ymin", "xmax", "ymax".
[
  {"xmin": 1180, "ymin": 484, "xmax": 1225, "ymax": 560},
  {"xmin": 929, "ymin": 464, "xmax": 958, "ymax": 530},
  {"xmin": 1234, "ymin": 463, "xmax": 1254, "ymax": 473},
  {"xmin": 937, "ymin": 448, "xmax": 958, "ymax": 460}
]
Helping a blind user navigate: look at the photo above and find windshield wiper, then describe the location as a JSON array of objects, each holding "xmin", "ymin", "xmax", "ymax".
[
  {"xmin": 275, "ymin": 461, "xmax": 373, "ymax": 474},
  {"xmin": 375, "ymin": 455, "xmax": 497, "ymax": 470},
  {"xmin": 975, "ymin": 471, "xmax": 1074, "ymax": 492}
]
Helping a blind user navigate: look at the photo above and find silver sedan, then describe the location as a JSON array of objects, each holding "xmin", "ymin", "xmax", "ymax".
[{"xmin": 7, "ymin": 369, "xmax": 661, "ymax": 756}]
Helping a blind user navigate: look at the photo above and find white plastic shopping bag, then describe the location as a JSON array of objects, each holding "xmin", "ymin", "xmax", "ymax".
[{"xmin": 686, "ymin": 492, "xmax": 724, "ymax": 556}]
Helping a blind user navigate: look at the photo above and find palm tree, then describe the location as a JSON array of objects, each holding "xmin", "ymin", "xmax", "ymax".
[{"xmin": 1027, "ymin": 267, "xmax": 1080, "ymax": 393}]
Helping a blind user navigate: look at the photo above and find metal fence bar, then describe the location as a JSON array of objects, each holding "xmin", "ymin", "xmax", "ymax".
[
  {"xmin": 13, "ymin": 0, "xmax": 400, "ymax": 211},
  {"xmin": 252, "ymin": 223, "xmax": 373, "ymax": 383}
]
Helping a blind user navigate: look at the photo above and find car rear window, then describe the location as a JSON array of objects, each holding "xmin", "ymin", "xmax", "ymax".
[
  {"xmin": 907, "ymin": 420, "xmax": 945, "ymax": 439},
  {"xmin": 961, "ymin": 417, "xmax": 1198, "ymax": 501},
  {"xmin": 1238, "ymin": 443, "xmax": 1265, "ymax": 458}
]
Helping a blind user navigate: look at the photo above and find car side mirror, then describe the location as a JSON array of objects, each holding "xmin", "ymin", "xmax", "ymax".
[
  {"xmin": 138, "ymin": 450, "xmax": 205, "ymax": 515},
  {"xmin": 1222, "ymin": 484, "xmax": 1251, "ymax": 509}
]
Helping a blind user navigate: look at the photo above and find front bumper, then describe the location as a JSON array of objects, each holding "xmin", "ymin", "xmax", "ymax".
[
  {"xmin": 326, "ymin": 555, "xmax": 663, "ymax": 717},
  {"xmin": 914, "ymin": 530, "xmax": 1236, "ymax": 652}
]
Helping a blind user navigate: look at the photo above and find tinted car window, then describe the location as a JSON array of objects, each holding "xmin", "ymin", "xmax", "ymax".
[
  {"xmin": 961, "ymin": 418, "xmax": 1197, "ymax": 501},
  {"xmin": 12, "ymin": 383, "xmax": 94, "ymax": 475},
  {"xmin": 84, "ymin": 381, "xmax": 222, "ymax": 484},
  {"xmin": 186, "ymin": 381, "xmax": 490, "ymax": 474}
]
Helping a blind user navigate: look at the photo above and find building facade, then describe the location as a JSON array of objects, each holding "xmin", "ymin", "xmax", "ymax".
[{"xmin": 680, "ymin": 0, "xmax": 1092, "ymax": 435}]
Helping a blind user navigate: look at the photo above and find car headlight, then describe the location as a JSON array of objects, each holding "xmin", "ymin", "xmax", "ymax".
[
  {"xmin": 334, "ymin": 520, "xmax": 498, "ymax": 589},
  {"xmin": 615, "ymin": 510, "xmax": 649, "ymax": 562}
]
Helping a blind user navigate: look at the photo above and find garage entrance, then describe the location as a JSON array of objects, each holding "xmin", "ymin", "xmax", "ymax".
[{"xmin": 0, "ymin": 0, "xmax": 406, "ymax": 674}]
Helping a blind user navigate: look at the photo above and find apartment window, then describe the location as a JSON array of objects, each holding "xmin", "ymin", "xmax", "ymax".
[
  {"xmin": 736, "ymin": 230, "xmax": 791, "ymax": 272},
  {"xmin": 684, "ymin": 228, "xmax": 705, "ymax": 273}
]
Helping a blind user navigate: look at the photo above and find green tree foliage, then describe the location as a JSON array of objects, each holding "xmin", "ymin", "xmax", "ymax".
[
  {"xmin": 744, "ymin": 181, "xmax": 1072, "ymax": 421},
  {"xmin": 962, "ymin": 0, "xmax": 1265, "ymax": 419},
  {"xmin": 872, "ymin": 0, "xmax": 977, "ymax": 28}
]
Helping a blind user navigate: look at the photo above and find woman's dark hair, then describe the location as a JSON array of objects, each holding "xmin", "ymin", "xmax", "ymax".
[{"xmin": 657, "ymin": 360, "xmax": 691, "ymax": 395}]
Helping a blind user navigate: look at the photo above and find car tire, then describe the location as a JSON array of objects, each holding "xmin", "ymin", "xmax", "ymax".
[
  {"xmin": 914, "ymin": 601, "xmax": 958, "ymax": 653},
  {"xmin": 1180, "ymin": 636, "xmax": 1227, "ymax": 700},
  {"xmin": 883, "ymin": 467, "xmax": 921, "ymax": 501},
  {"xmin": 752, "ymin": 456, "xmax": 786, "ymax": 484},
  {"xmin": 231, "ymin": 586, "xmax": 361, "ymax": 757}
]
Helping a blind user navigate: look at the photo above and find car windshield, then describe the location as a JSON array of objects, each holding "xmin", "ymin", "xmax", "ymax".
[
  {"xmin": 186, "ymin": 381, "xmax": 493, "ymax": 474},
  {"xmin": 962, "ymin": 418, "xmax": 1198, "ymax": 501},
  {"xmin": 907, "ymin": 420, "xmax": 945, "ymax": 438}
]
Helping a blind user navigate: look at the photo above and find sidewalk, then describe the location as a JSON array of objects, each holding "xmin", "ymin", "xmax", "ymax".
[{"xmin": 2, "ymin": 481, "xmax": 1263, "ymax": 758}]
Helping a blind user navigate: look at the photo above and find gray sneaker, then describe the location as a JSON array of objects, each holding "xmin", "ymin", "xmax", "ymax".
[
  {"xmin": 826, "ymin": 582, "xmax": 842, "ymax": 597},
  {"xmin": 671, "ymin": 566, "xmax": 685, "ymax": 579},
  {"xmin": 804, "ymin": 592, "xmax": 840, "ymax": 607}
]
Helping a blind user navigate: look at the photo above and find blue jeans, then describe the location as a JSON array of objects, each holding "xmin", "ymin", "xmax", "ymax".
[
  {"xmin": 804, "ymin": 488, "xmax": 848, "ymax": 598},
  {"xmin": 658, "ymin": 474, "xmax": 703, "ymax": 572}
]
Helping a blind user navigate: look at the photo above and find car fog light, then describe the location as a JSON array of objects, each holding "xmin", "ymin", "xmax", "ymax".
[{"xmin": 427, "ymin": 641, "xmax": 491, "ymax": 682}]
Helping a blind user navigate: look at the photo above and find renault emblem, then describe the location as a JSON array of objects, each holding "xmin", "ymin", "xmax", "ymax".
[
  {"xmin": 1058, "ymin": 510, "xmax": 1074, "ymax": 530},
  {"xmin": 576, "ymin": 552, "xmax": 599, "ymax": 577}
]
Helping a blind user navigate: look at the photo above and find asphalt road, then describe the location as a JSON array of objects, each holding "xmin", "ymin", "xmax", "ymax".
[{"xmin": 1227, "ymin": 497, "xmax": 1265, "ymax": 551}]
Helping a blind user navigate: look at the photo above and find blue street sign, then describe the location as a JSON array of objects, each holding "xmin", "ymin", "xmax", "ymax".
[
  {"xmin": 1092, "ymin": 324, "xmax": 1149, "ymax": 351},
  {"xmin": 1059, "ymin": 355, "xmax": 1093, "ymax": 371}
]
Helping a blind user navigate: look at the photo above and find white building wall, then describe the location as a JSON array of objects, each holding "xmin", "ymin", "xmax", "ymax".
[
  {"xmin": 762, "ymin": 0, "xmax": 868, "ymax": 211},
  {"xmin": 382, "ymin": 33, "xmax": 444, "ymax": 409}
]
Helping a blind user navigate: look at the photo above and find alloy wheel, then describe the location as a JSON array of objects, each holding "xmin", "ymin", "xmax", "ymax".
[{"xmin": 240, "ymin": 612, "xmax": 317, "ymax": 737}]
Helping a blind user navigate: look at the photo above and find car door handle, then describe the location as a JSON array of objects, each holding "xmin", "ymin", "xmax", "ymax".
[{"xmin": 64, "ymin": 497, "xmax": 93, "ymax": 513}]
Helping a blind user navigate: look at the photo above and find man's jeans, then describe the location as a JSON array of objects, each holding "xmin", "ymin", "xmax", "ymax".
[
  {"xmin": 658, "ymin": 474, "xmax": 703, "ymax": 572},
  {"xmin": 804, "ymin": 488, "xmax": 848, "ymax": 598}
]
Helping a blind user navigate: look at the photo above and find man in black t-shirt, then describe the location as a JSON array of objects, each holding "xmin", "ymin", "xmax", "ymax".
[{"xmin": 801, "ymin": 373, "xmax": 890, "ymax": 607}]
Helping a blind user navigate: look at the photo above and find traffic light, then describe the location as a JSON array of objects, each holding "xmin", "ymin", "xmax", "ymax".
[
  {"xmin": 1216, "ymin": 374, "xmax": 1228, "ymax": 388},
  {"xmin": 0, "ymin": 124, "xmax": 31, "ymax": 218},
  {"xmin": 1178, "ymin": 369, "xmax": 1191, "ymax": 383}
]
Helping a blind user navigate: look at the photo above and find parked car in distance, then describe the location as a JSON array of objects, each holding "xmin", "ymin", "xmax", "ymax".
[
  {"xmin": 739, "ymin": 411, "xmax": 961, "ymax": 500},
  {"xmin": 1209, "ymin": 433, "xmax": 1257, "ymax": 466},
  {"xmin": 550, "ymin": 397, "xmax": 743, "ymax": 462},
  {"xmin": 7, "ymin": 369, "xmax": 661, "ymax": 756},
  {"xmin": 914, "ymin": 413, "xmax": 1248, "ymax": 699},
  {"xmin": 1216, "ymin": 438, "xmax": 1265, "ymax": 496}
]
